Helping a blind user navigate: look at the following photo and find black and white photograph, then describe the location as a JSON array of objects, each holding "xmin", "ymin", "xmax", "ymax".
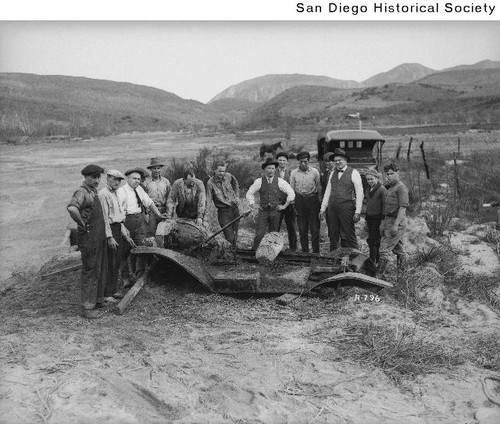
[{"xmin": 1, "ymin": 19, "xmax": 500, "ymax": 423}]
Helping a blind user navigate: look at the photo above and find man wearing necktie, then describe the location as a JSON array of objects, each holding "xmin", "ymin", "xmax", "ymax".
[
  {"xmin": 246, "ymin": 157, "xmax": 295, "ymax": 250},
  {"xmin": 117, "ymin": 168, "xmax": 168, "ymax": 284},
  {"xmin": 319, "ymin": 148, "xmax": 364, "ymax": 251}
]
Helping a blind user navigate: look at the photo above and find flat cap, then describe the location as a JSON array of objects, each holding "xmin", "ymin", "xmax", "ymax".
[
  {"xmin": 106, "ymin": 169, "xmax": 125, "ymax": 179},
  {"xmin": 81, "ymin": 164, "xmax": 105, "ymax": 176},
  {"xmin": 296, "ymin": 151, "xmax": 310, "ymax": 161},
  {"xmin": 276, "ymin": 152, "xmax": 289, "ymax": 160},
  {"xmin": 365, "ymin": 168, "xmax": 380, "ymax": 179},
  {"xmin": 124, "ymin": 167, "xmax": 146, "ymax": 178}
]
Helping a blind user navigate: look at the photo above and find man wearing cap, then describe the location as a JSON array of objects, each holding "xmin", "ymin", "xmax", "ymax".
[
  {"xmin": 67, "ymin": 164, "xmax": 107, "ymax": 319},
  {"xmin": 378, "ymin": 162, "xmax": 409, "ymax": 278},
  {"xmin": 320, "ymin": 148, "xmax": 364, "ymax": 251},
  {"xmin": 290, "ymin": 151, "xmax": 321, "ymax": 253},
  {"xmin": 276, "ymin": 152, "xmax": 297, "ymax": 252},
  {"xmin": 117, "ymin": 168, "xmax": 168, "ymax": 282},
  {"xmin": 98, "ymin": 169, "xmax": 136, "ymax": 300},
  {"xmin": 204, "ymin": 160, "xmax": 240, "ymax": 246},
  {"xmin": 143, "ymin": 158, "xmax": 171, "ymax": 237},
  {"xmin": 167, "ymin": 170, "xmax": 206, "ymax": 225},
  {"xmin": 246, "ymin": 157, "xmax": 295, "ymax": 250},
  {"xmin": 364, "ymin": 168, "xmax": 387, "ymax": 264}
]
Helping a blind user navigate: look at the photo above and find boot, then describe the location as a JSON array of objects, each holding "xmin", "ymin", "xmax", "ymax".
[{"xmin": 369, "ymin": 245, "xmax": 379, "ymax": 265}]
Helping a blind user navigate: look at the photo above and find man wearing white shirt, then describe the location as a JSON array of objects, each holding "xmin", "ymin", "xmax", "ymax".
[
  {"xmin": 246, "ymin": 157, "xmax": 295, "ymax": 250},
  {"xmin": 117, "ymin": 168, "xmax": 168, "ymax": 282},
  {"xmin": 319, "ymin": 148, "xmax": 363, "ymax": 251}
]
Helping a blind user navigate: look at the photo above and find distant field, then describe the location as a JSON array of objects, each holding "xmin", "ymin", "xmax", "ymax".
[{"xmin": 1, "ymin": 129, "xmax": 499, "ymax": 283}]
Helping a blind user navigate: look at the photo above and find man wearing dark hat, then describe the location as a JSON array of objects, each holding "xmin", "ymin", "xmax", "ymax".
[
  {"xmin": 117, "ymin": 168, "xmax": 168, "ymax": 283},
  {"xmin": 67, "ymin": 164, "xmax": 107, "ymax": 319},
  {"xmin": 246, "ymin": 157, "xmax": 295, "ymax": 250},
  {"xmin": 98, "ymin": 169, "xmax": 136, "ymax": 300},
  {"xmin": 290, "ymin": 151, "xmax": 321, "ymax": 253},
  {"xmin": 320, "ymin": 148, "xmax": 364, "ymax": 251},
  {"xmin": 143, "ymin": 158, "xmax": 171, "ymax": 237},
  {"xmin": 276, "ymin": 152, "xmax": 297, "ymax": 251}
]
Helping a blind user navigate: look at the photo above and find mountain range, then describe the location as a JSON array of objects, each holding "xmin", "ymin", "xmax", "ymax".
[{"xmin": 1, "ymin": 59, "xmax": 499, "ymax": 140}]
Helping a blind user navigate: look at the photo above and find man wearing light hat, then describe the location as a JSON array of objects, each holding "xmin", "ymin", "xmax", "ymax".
[
  {"xmin": 99, "ymin": 169, "xmax": 136, "ymax": 300},
  {"xmin": 246, "ymin": 157, "xmax": 295, "ymax": 250},
  {"xmin": 320, "ymin": 148, "xmax": 364, "ymax": 251},
  {"xmin": 67, "ymin": 164, "xmax": 107, "ymax": 319},
  {"xmin": 143, "ymin": 158, "xmax": 171, "ymax": 237},
  {"xmin": 117, "ymin": 168, "xmax": 168, "ymax": 283}
]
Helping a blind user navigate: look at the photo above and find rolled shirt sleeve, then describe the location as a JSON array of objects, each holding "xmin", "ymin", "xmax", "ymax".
[
  {"xmin": 246, "ymin": 178, "xmax": 262, "ymax": 206},
  {"xmin": 277, "ymin": 178, "xmax": 295, "ymax": 203}
]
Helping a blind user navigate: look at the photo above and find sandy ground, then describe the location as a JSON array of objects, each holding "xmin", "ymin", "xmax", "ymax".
[{"xmin": 1, "ymin": 132, "xmax": 500, "ymax": 424}]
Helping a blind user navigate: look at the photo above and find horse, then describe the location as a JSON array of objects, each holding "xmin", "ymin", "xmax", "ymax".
[{"xmin": 259, "ymin": 141, "xmax": 283, "ymax": 159}]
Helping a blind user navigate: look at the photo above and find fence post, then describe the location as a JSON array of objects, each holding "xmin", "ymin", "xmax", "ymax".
[
  {"xmin": 457, "ymin": 136, "xmax": 461, "ymax": 156},
  {"xmin": 453, "ymin": 152, "xmax": 461, "ymax": 201},
  {"xmin": 395, "ymin": 141, "xmax": 402, "ymax": 159},
  {"xmin": 407, "ymin": 136, "xmax": 413, "ymax": 162},
  {"xmin": 420, "ymin": 141, "xmax": 430, "ymax": 180}
]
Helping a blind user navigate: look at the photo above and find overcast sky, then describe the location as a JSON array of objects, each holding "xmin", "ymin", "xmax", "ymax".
[{"xmin": 0, "ymin": 21, "xmax": 499, "ymax": 103}]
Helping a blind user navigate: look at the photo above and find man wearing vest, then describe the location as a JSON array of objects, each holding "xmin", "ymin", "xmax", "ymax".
[
  {"xmin": 320, "ymin": 148, "xmax": 364, "ymax": 251},
  {"xmin": 276, "ymin": 152, "xmax": 297, "ymax": 251},
  {"xmin": 246, "ymin": 157, "xmax": 295, "ymax": 250},
  {"xmin": 290, "ymin": 151, "xmax": 322, "ymax": 254}
]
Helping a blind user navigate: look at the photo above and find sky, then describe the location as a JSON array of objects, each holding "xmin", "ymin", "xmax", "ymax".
[{"xmin": 0, "ymin": 21, "xmax": 499, "ymax": 103}]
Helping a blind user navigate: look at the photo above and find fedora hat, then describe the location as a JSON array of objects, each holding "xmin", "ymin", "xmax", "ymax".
[
  {"xmin": 261, "ymin": 157, "xmax": 279, "ymax": 169},
  {"xmin": 147, "ymin": 157, "xmax": 165, "ymax": 169},
  {"xmin": 332, "ymin": 148, "xmax": 349, "ymax": 160},
  {"xmin": 124, "ymin": 167, "xmax": 146, "ymax": 178}
]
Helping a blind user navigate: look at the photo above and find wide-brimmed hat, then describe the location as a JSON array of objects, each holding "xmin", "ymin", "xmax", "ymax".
[
  {"xmin": 147, "ymin": 157, "xmax": 165, "ymax": 169},
  {"xmin": 106, "ymin": 169, "xmax": 125, "ymax": 179},
  {"xmin": 125, "ymin": 167, "xmax": 146, "ymax": 178},
  {"xmin": 81, "ymin": 164, "xmax": 104, "ymax": 176},
  {"xmin": 261, "ymin": 157, "xmax": 279, "ymax": 169},
  {"xmin": 323, "ymin": 152, "xmax": 334, "ymax": 162},
  {"xmin": 332, "ymin": 148, "xmax": 349, "ymax": 160}
]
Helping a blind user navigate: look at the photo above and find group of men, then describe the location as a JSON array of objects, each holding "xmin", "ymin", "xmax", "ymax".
[
  {"xmin": 67, "ymin": 158, "xmax": 242, "ymax": 319},
  {"xmin": 246, "ymin": 148, "xmax": 408, "ymax": 275},
  {"xmin": 68, "ymin": 151, "xmax": 408, "ymax": 319}
]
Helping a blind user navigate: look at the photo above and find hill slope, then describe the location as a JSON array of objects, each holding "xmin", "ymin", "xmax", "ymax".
[
  {"xmin": 209, "ymin": 74, "xmax": 359, "ymax": 104},
  {"xmin": 0, "ymin": 73, "xmax": 225, "ymax": 139},
  {"xmin": 361, "ymin": 63, "xmax": 436, "ymax": 87}
]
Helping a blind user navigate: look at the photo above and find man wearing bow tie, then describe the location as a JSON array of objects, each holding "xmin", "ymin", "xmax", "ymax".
[{"xmin": 319, "ymin": 148, "xmax": 363, "ymax": 251}]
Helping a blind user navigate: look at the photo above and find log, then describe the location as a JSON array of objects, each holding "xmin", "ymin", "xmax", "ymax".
[
  {"xmin": 114, "ymin": 261, "xmax": 154, "ymax": 315},
  {"xmin": 256, "ymin": 232, "xmax": 284, "ymax": 265}
]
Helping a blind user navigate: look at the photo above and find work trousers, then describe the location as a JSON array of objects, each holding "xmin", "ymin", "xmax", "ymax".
[
  {"xmin": 295, "ymin": 194, "xmax": 320, "ymax": 253},
  {"xmin": 379, "ymin": 216, "xmax": 407, "ymax": 262},
  {"xmin": 104, "ymin": 223, "xmax": 123, "ymax": 297},
  {"xmin": 327, "ymin": 200, "xmax": 358, "ymax": 251},
  {"xmin": 366, "ymin": 215, "xmax": 383, "ymax": 264},
  {"xmin": 278, "ymin": 204, "xmax": 297, "ymax": 251},
  {"xmin": 253, "ymin": 208, "xmax": 280, "ymax": 250},
  {"xmin": 146, "ymin": 205, "xmax": 166, "ymax": 238},
  {"xmin": 218, "ymin": 205, "xmax": 240, "ymax": 246},
  {"xmin": 122, "ymin": 213, "xmax": 147, "ymax": 279}
]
